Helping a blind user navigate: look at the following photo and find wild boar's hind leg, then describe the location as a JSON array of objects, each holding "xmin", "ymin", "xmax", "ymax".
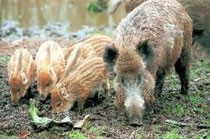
[
  {"xmin": 155, "ymin": 69, "xmax": 166, "ymax": 97},
  {"xmin": 175, "ymin": 49, "xmax": 191, "ymax": 95}
]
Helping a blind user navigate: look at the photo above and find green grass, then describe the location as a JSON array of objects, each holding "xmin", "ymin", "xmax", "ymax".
[
  {"xmin": 159, "ymin": 93, "xmax": 187, "ymax": 117},
  {"xmin": 0, "ymin": 136, "xmax": 14, "ymax": 139},
  {"xmin": 190, "ymin": 60, "xmax": 210, "ymax": 79},
  {"xmin": 68, "ymin": 130, "xmax": 85, "ymax": 139},
  {"xmin": 162, "ymin": 92, "xmax": 208, "ymax": 118},
  {"xmin": 194, "ymin": 130, "xmax": 209, "ymax": 139},
  {"xmin": 85, "ymin": 122, "xmax": 104, "ymax": 136},
  {"xmin": 38, "ymin": 131, "xmax": 48, "ymax": 139},
  {"xmin": 167, "ymin": 74, "xmax": 179, "ymax": 88},
  {"xmin": 189, "ymin": 95, "xmax": 202, "ymax": 105},
  {"xmin": 173, "ymin": 104, "xmax": 186, "ymax": 117},
  {"xmin": 165, "ymin": 103, "xmax": 186, "ymax": 117},
  {"xmin": 0, "ymin": 56, "xmax": 10, "ymax": 65},
  {"xmin": 161, "ymin": 128, "xmax": 187, "ymax": 139}
]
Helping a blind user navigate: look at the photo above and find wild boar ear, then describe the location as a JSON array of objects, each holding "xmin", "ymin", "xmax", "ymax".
[
  {"xmin": 103, "ymin": 45, "xmax": 118, "ymax": 75},
  {"xmin": 20, "ymin": 72, "xmax": 28, "ymax": 85},
  {"xmin": 137, "ymin": 40, "xmax": 154, "ymax": 66},
  {"xmin": 60, "ymin": 88, "xmax": 70, "ymax": 100}
]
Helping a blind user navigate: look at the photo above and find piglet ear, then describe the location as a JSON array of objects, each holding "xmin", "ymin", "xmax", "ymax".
[
  {"xmin": 60, "ymin": 88, "xmax": 70, "ymax": 100},
  {"xmin": 137, "ymin": 40, "xmax": 154, "ymax": 66},
  {"xmin": 20, "ymin": 72, "xmax": 28, "ymax": 85}
]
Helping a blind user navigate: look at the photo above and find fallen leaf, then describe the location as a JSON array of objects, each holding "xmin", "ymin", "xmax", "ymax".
[
  {"xmin": 198, "ymin": 103, "xmax": 203, "ymax": 107},
  {"xmin": 29, "ymin": 99, "xmax": 52, "ymax": 127},
  {"xmin": 29, "ymin": 99, "xmax": 73, "ymax": 130},
  {"xmin": 19, "ymin": 130, "xmax": 30, "ymax": 139},
  {"xmin": 74, "ymin": 114, "xmax": 90, "ymax": 129},
  {"xmin": 129, "ymin": 130, "xmax": 137, "ymax": 139}
]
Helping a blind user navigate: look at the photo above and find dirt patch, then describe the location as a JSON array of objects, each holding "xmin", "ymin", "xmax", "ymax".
[
  {"xmin": 0, "ymin": 40, "xmax": 209, "ymax": 138},
  {"xmin": 0, "ymin": 51, "xmax": 210, "ymax": 138}
]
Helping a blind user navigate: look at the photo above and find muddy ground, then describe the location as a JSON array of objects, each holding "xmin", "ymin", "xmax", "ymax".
[{"xmin": 0, "ymin": 24, "xmax": 209, "ymax": 138}]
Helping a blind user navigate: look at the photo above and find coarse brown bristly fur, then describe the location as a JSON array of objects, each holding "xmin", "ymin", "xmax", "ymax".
[
  {"xmin": 35, "ymin": 40, "xmax": 65, "ymax": 99},
  {"xmin": 8, "ymin": 48, "xmax": 36, "ymax": 103},
  {"xmin": 63, "ymin": 34, "xmax": 113, "ymax": 61},
  {"xmin": 51, "ymin": 56, "xmax": 110, "ymax": 113},
  {"xmin": 60, "ymin": 34, "xmax": 113, "ymax": 80},
  {"xmin": 104, "ymin": 0, "xmax": 193, "ymax": 122}
]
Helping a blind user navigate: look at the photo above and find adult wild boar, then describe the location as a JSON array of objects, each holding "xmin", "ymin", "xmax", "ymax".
[
  {"xmin": 108, "ymin": 0, "xmax": 210, "ymax": 54},
  {"xmin": 8, "ymin": 48, "xmax": 35, "ymax": 104},
  {"xmin": 104, "ymin": 0, "xmax": 193, "ymax": 122}
]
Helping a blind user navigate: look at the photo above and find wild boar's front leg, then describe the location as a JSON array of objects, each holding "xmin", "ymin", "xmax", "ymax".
[{"xmin": 155, "ymin": 69, "xmax": 166, "ymax": 97}]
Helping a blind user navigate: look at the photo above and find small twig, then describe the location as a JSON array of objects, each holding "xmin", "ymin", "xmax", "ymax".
[{"xmin": 165, "ymin": 119, "xmax": 210, "ymax": 129}]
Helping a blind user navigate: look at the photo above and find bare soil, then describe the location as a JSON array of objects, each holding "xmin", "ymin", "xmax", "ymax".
[{"xmin": 0, "ymin": 40, "xmax": 209, "ymax": 138}]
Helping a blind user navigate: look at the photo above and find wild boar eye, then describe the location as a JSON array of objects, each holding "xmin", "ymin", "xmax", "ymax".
[
  {"xmin": 137, "ymin": 75, "xmax": 143, "ymax": 84},
  {"xmin": 16, "ymin": 88, "xmax": 21, "ymax": 92},
  {"xmin": 56, "ymin": 102, "xmax": 63, "ymax": 107},
  {"xmin": 120, "ymin": 77, "xmax": 126, "ymax": 86}
]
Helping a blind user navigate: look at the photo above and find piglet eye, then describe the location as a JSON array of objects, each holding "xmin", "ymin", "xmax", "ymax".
[
  {"xmin": 120, "ymin": 77, "xmax": 126, "ymax": 86},
  {"xmin": 17, "ymin": 88, "xmax": 21, "ymax": 92},
  {"xmin": 56, "ymin": 102, "xmax": 63, "ymax": 107},
  {"xmin": 46, "ymin": 83, "xmax": 50, "ymax": 87}
]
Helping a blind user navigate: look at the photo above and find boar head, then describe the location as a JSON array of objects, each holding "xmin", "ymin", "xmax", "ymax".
[
  {"xmin": 9, "ymin": 72, "xmax": 29, "ymax": 104},
  {"xmin": 104, "ymin": 40, "xmax": 154, "ymax": 122},
  {"xmin": 37, "ymin": 67, "xmax": 57, "ymax": 99},
  {"xmin": 51, "ymin": 87, "xmax": 77, "ymax": 113}
]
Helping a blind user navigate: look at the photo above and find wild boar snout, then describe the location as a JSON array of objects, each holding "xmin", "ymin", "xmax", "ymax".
[
  {"xmin": 117, "ymin": 74, "xmax": 145, "ymax": 121},
  {"xmin": 40, "ymin": 93, "xmax": 49, "ymax": 100}
]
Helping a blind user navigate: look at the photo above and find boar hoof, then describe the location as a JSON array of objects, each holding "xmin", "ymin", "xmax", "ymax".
[{"xmin": 180, "ymin": 90, "xmax": 188, "ymax": 95}]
